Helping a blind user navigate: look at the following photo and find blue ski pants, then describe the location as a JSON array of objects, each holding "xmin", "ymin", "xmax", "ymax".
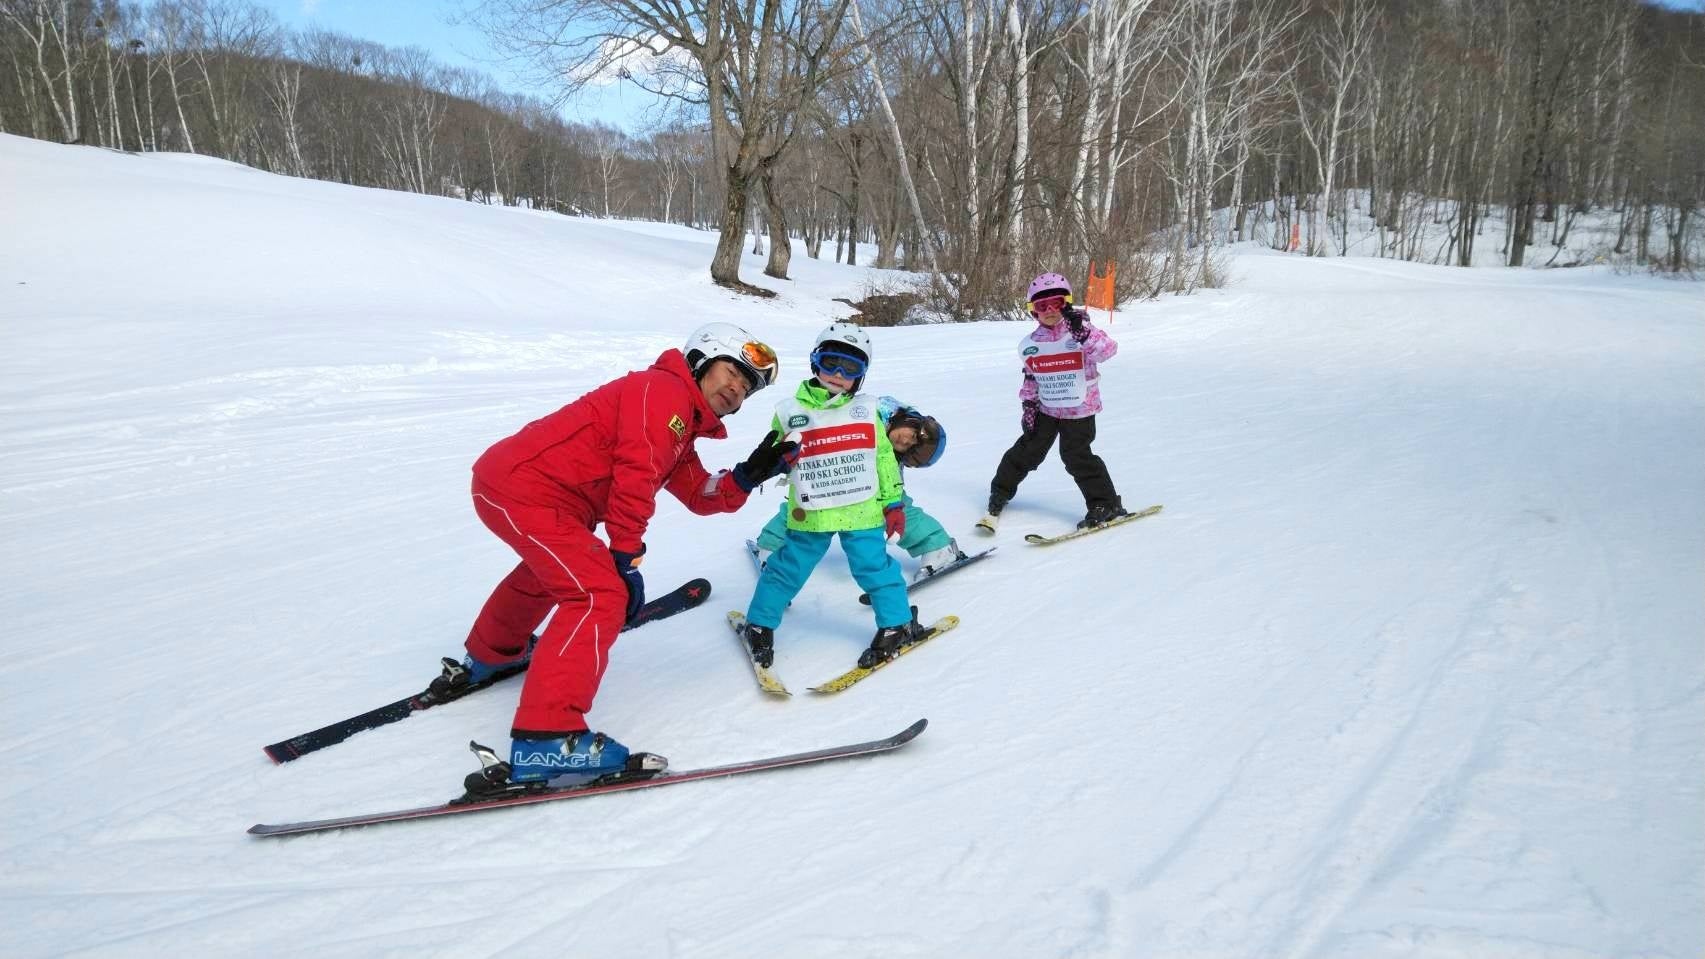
[
  {"xmin": 753, "ymin": 496, "xmax": 951, "ymax": 557},
  {"xmin": 746, "ymin": 526, "xmax": 910, "ymax": 630}
]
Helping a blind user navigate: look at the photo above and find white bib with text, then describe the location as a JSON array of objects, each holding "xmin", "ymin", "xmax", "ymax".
[
  {"xmin": 1020, "ymin": 336, "xmax": 1090, "ymax": 406},
  {"xmin": 775, "ymin": 398, "xmax": 880, "ymax": 510}
]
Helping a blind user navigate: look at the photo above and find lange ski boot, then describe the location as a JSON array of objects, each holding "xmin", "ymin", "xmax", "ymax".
[{"xmin": 460, "ymin": 731, "xmax": 664, "ymax": 801}]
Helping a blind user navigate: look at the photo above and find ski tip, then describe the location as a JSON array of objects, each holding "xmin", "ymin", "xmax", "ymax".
[
  {"xmin": 896, "ymin": 718, "xmax": 928, "ymax": 742},
  {"xmin": 262, "ymin": 745, "xmax": 291, "ymax": 764}
]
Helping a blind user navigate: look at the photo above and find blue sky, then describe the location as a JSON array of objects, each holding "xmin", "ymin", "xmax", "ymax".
[{"xmin": 256, "ymin": 0, "xmax": 668, "ymax": 131}]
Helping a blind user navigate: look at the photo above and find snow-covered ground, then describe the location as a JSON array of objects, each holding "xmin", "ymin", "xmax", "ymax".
[{"xmin": 2, "ymin": 132, "xmax": 1701, "ymax": 958}]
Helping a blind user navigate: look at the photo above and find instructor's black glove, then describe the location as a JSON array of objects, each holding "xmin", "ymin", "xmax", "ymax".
[
  {"xmin": 731, "ymin": 429, "xmax": 801, "ymax": 492},
  {"xmin": 1021, "ymin": 398, "xmax": 1040, "ymax": 434},
  {"xmin": 611, "ymin": 547, "xmax": 645, "ymax": 624},
  {"xmin": 1064, "ymin": 307, "xmax": 1091, "ymax": 343}
]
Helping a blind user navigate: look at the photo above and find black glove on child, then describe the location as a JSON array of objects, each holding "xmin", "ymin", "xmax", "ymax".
[
  {"xmin": 732, "ymin": 429, "xmax": 801, "ymax": 492},
  {"xmin": 610, "ymin": 547, "xmax": 645, "ymax": 624},
  {"xmin": 1064, "ymin": 307, "xmax": 1091, "ymax": 343}
]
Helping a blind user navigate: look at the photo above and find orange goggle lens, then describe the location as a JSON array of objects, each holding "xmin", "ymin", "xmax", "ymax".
[
  {"xmin": 1029, "ymin": 295, "xmax": 1070, "ymax": 315},
  {"xmin": 740, "ymin": 341, "xmax": 779, "ymax": 387}
]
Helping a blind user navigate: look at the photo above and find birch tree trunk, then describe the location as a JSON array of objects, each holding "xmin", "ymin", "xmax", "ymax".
[
  {"xmin": 1004, "ymin": 0, "xmax": 1030, "ymax": 283},
  {"xmin": 848, "ymin": 0, "xmax": 938, "ymax": 275}
]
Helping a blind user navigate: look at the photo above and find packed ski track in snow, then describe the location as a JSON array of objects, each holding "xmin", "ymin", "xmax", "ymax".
[{"xmin": 2, "ymin": 133, "xmax": 1701, "ymax": 958}]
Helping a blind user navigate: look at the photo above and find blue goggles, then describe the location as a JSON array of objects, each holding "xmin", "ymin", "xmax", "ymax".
[{"xmin": 811, "ymin": 349, "xmax": 867, "ymax": 379}]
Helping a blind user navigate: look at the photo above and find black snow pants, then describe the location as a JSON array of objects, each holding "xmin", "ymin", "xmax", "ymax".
[{"xmin": 989, "ymin": 411, "xmax": 1119, "ymax": 509}]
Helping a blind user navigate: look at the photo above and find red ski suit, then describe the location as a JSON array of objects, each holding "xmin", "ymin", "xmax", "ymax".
[{"xmin": 467, "ymin": 348, "xmax": 751, "ymax": 734}]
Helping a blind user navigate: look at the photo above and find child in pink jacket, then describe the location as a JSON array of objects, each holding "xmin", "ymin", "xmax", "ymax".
[{"xmin": 978, "ymin": 272, "xmax": 1127, "ymax": 531}]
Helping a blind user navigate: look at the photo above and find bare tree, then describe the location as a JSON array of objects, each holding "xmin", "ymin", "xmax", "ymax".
[
  {"xmin": 586, "ymin": 122, "xmax": 625, "ymax": 216},
  {"xmin": 148, "ymin": 0, "xmax": 200, "ymax": 152},
  {"xmin": 472, "ymin": 0, "xmax": 854, "ymax": 291},
  {"xmin": 847, "ymin": 0, "xmax": 934, "ymax": 273},
  {"xmin": 1, "ymin": 0, "xmax": 83, "ymax": 142},
  {"xmin": 265, "ymin": 55, "xmax": 306, "ymax": 175},
  {"xmin": 373, "ymin": 46, "xmax": 448, "ymax": 193},
  {"xmin": 645, "ymin": 124, "xmax": 689, "ymax": 222},
  {"xmin": 1290, "ymin": 0, "xmax": 1376, "ymax": 256}
]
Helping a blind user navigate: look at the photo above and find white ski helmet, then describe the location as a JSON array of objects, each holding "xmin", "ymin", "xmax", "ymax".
[
  {"xmin": 683, "ymin": 322, "xmax": 779, "ymax": 392},
  {"xmin": 810, "ymin": 322, "xmax": 873, "ymax": 390}
]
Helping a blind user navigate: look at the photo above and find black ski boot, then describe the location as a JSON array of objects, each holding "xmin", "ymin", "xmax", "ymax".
[
  {"xmin": 1078, "ymin": 499, "xmax": 1129, "ymax": 529},
  {"xmin": 744, "ymin": 624, "xmax": 776, "ymax": 667},
  {"xmin": 859, "ymin": 620, "xmax": 918, "ymax": 669}
]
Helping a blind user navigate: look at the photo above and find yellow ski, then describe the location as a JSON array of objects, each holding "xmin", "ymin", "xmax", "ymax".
[
  {"xmin": 727, "ymin": 611, "xmax": 790, "ymax": 696},
  {"xmin": 1023, "ymin": 504, "xmax": 1163, "ymax": 546},
  {"xmin": 809, "ymin": 616, "xmax": 961, "ymax": 694}
]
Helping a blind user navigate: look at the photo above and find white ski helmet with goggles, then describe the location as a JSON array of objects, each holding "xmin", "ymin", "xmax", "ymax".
[
  {"xmin": 810, "ymin": 322, "xmax": 873, "ymax": 390},
  {"xmin": 683, "ymin": 322, "xmax": 779, "ymax": 393}
]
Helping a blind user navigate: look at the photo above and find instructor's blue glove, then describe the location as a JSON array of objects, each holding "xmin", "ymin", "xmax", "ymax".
[{"xmin": 611, "ymin": 547, "xmax": 645, "ymax": 624}]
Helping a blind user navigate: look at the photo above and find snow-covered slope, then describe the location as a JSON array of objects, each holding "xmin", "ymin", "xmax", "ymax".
[{"xmin": 2, "ymin": 133, "xmax": 1701, "ymax": 958}]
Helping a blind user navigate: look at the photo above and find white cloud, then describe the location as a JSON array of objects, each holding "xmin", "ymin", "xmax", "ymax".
[{"xmin": 569, "ymin": 34, "xmax": 696, "ymax": 90}]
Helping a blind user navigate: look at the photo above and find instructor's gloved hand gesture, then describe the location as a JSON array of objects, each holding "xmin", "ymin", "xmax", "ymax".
[
  {"xmin": 732, "ymin": 429, "xmax": 801, "ymax": 492},
  {"xmin": 610, "ymin": 547, "xmax": 645, "ymax": 624}
]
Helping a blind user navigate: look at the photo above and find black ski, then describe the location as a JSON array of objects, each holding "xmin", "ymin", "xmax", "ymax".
[
  {"xmin": 262, "ymin": 578, "xmax": 712, "ymax": 763},
  {"xmin": 859, "ymin": 548, "xmax": 996, "ymax": 605},
  {"xmin": 249, "ymin": 718, "xmax": 927, "ymax": 837}
]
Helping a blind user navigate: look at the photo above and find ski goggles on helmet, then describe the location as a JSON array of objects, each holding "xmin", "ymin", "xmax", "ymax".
[
  {"xmin": 1028, "ymin": 294, "xmax": 1070, "ymax": 315},
  {"xmin": 733, "ymin": 340, "xmax": 779, "ymax": 390},
  {"xmin": 811, "ymin": 349, "xmax": 867, "ymax": 379}
]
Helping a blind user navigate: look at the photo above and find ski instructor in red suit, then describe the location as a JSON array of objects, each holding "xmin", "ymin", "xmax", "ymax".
[{"xmin": 446, "ymin": 322, "xmax": 798, "ymax": 789}]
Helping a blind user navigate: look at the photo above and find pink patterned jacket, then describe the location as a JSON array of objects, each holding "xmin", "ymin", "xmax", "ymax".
[{"xmin": 1017, "ymin": 310, "xmax": 1118, "ymax": 419}]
